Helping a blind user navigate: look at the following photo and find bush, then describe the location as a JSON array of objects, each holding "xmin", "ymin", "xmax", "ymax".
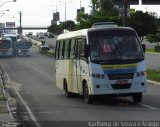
[
  {"xmin": 154, "ymin": 45, "xmax": 160, "ymax": 52},
  {"xmin": 147, "ymin": 33, "xmax": 160, "ymax": 43}
]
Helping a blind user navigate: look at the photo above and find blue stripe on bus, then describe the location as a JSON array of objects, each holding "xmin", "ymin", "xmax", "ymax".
[{"xmin": 103, "ymin": 68, "xmax": 136, "ymax": 74}]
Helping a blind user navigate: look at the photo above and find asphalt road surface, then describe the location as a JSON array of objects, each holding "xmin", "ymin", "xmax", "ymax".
[{"xmin": 0, "ymin": 45, "xmax": 160, "ymax": 127}]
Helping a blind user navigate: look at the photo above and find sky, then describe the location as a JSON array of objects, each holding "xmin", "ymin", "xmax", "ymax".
[
  {"xmin": 0, "ymin": 0, "xmax": 91, "ymax": 27},
  {"xmin": 0, "ymin": 0, "xmax": 160, "ymax": 28}
]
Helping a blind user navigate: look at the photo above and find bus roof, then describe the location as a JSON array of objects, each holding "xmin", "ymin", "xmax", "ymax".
[
  {"xmin": 57, "ymin": 29, "xmax": 88, "ymax": 40},
  {"xmin": 57, "ymin": 27, "xmax": 135, "ymax": 40}
]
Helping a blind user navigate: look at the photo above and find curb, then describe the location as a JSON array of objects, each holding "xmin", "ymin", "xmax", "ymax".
[
  {"xmin": 0, "ymin": 65, "xmax": 16, "ymax": 124},
  {"xmin": 147, "ymin": 80, "xmax": 160, "ymax": 86}
]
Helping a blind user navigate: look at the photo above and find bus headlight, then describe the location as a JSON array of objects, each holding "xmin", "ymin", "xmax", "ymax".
[
  {"xmin": 136, "ymin": 71, "xmax": 147, "ymax": 77},
  {"xmin": 91, "ymin": 73, "xmax": 106, "ymax": 79}
]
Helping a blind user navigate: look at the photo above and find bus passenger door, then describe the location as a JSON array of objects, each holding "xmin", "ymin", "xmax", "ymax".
[{"xmin": 76, "ymin": 38, "xmax": 87, "ymax": 94}]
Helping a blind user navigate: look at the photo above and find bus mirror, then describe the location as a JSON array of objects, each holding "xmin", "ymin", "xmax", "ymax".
[
  {"xmin": 142, "ymin": 44, "xmax": 146, "ymax": 53},
  {"xmin": 84, "ymin": 45, "xmax": 89, "ymax": 58}
]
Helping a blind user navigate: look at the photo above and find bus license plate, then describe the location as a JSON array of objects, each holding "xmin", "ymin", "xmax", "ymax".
[{"xmin": 116, "ymin": 80, "xmax": 128, "ymax": 84}]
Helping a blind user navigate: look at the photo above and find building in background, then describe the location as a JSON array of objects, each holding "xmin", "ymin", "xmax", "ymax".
[{"xmin": 0, "ymin": 23, "xmax": 5, "ymax": 37}]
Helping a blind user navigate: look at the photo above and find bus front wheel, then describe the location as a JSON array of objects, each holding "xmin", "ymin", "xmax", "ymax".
[
  {"xmin": 83, "ymin": 82, "xmax": 93, "ymax": 104},
  {"xmin": 132, "ymin": 92, "xmax": 142, "ymax": 103}
]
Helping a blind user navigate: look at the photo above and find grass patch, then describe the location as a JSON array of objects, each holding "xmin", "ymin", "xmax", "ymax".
[
  {"xmin": 146, "ymin": 48, "xmax": 155, "ymax": 53},
  {"xmin": 146, "ymin": 48, "xmax": 160, "ymax": 53},
  {"xmin": 40, "ymin": 51, "xmax": 55, "ymax": 58},
  {"xmin": 147, "ymin": 70, "xmax": 160, "ymax": 82}
]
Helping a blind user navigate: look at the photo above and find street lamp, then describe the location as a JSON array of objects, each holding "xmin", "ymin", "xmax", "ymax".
[{"xmin": 0, "ymin": 0, "xmax": 16, "ymax": 8}]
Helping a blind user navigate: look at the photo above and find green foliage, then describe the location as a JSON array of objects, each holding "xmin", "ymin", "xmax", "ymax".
[
  {"xmin": 154, "ymin": 45, "xmax": 160, "ymax": 52},
  {"xmin": 91, "ymin": 0, "xmax": 118, "ymax": 16},
  {"xmin": 147, "ymin": 33, "xmax": 160, "ymax": 43},
  {"xmin": 48, "ymin": 20, "xmax": 76, "ymax": 35},
  {"xmin": 147, "ymin": 32, "xmax": 160, "ymax": 52},
  {"xmin": 128, "ymin": 11, "xmax": 157, "ymax": 37},
  {"xmin": 147, "ymin": 70, "xmax": 160, "ymax": 82},
  {"xmin": 76, "ymin": 13, "xmax": 123, "ymax": 30},
  {"xmin": 48, "ymin": 24, "xmax": 63, "ymax": 35},
  {"xmin": 60, "ymin": 20, "xmax": 76, "ymax": 31}
]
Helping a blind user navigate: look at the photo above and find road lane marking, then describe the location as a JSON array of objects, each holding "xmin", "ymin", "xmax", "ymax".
[
  {"xmin": 1, "ymin": 63, "xmax": 41, "ymax": 127},
  {"xmin": 138, "ymin": 103, "xmax": 157, "ymax": 110},
  {"xmin": 38, "ymin": 110, "xmax": 63, "ymax": 114}
]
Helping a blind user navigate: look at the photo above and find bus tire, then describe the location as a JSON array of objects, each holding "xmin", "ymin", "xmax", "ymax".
[
  {"xmin": 83, "ymin": 82, "xmax": 93, "ymax": 104},
  {"xmin": 64, "ymin": 81, "xmax": 72, "ymax": 98},
  {"xmin": 132, "ymin": 92, "xmax": 142, "ymax": 103}
]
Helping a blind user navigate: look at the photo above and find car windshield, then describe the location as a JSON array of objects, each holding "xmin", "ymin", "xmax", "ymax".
[
  {"xmin": 89, "ymin": 29, "xmax": 144, "ymax": 64},
  {"xmin": 0, "ymin": 40, "xmax": 12, "ymax": 48}
]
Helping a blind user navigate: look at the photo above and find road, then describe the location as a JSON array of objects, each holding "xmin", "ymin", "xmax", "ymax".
[
  {"xmin": 0, "ymin": 44, "xmax": 160, "ymax": 127},
  {"xmin": 145, "ymin": 53, "xmax": 160, "ymax": 69}
]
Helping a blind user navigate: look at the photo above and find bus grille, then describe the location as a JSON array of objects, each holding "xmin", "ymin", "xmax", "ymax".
[
  {"xmin": 108, "ymin": 73, "xmax": 134, "ymax": 80},
  {"xmin": 111, "ymin": 83, "xmax": 131, "ymax": 89}
]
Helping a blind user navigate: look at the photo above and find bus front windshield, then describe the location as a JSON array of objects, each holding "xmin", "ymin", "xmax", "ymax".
[
  {"xmin": 0, "ymin": 40, "xmax": 12, "ymax": 48},
  {"xmin": 89, "ymin": 29, "xmax": 144, "ymax": 64}
]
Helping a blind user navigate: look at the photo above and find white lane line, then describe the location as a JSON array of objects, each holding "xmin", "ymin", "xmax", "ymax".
[
  {"xmin": 138, "ymin": 103, "xmax": 157, "ymax": 110},
  {"xmin": 1, "ymin": 63, "xmax": 41, "ymax": 127}
]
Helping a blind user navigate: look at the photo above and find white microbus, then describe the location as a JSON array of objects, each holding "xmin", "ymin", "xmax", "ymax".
[{"xmin": 55, "ymin": 26, "xmax": 147, "ymax": 104}]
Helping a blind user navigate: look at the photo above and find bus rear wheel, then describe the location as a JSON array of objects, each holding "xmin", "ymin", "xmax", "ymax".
[
  {"xmin": 83, "ymin": 83, "xmax": 93, "ymax": 104},
  {"xmin": 132, "ymin": 92, "xmax": 142, "ymax": 103},
  {"xmin": 64, "ymin": 81, "xmax": 72, "ymax": 98}
]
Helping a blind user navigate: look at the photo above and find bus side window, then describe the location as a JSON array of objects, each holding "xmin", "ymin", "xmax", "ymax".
[
  {"xmin": 70, "ymin": 38, "xmax": 76, "ymax": 58},
  {"xmin": 55, "ymin": 41, "xmax": 59, "ymax": 59},
  {"xmin": 77, "ymin": 38, "xmax": 86, "ymax": 58},
  {"xmin": 64, "ymin": 40, "xmax": 70, "ymax": 59},
  {"xmin": 59, "ymin": 41, "xmax": 64, "ymax": 59},
  {"xmin": 68, "ymin": 39, "xmax": 71, "ymax": 58}
]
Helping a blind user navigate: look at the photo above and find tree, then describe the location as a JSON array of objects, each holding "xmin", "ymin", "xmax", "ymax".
[
  {"xmin": 48, "ymin": 20, "xmax": 76, "ymax": 35},
  {"xmin": 60, "ymin": 20, "xmax": 76, "ymax": 31},
  {"xmin": 91, "ymin": 0, "xmax": 118, "ymax": 16},
  {"xmin": 48, "ymin": 24, "xmax": 63, "ymax": 35},
  {"xmin": 128, "ymin": 11, "xmax": 157, "ymax": 41},
  {"xmin": 147, "ymin": 33, "xmax": 160, "ymax": 52}
]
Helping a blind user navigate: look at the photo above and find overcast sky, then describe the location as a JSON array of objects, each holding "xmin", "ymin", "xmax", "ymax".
[
  {"xmin": 0, "ymin": 0, "xmax": 91, "ymax": 26},
  {"xmin": 0, "ymin": 0, "xmax": 160, "ymax": 27}
]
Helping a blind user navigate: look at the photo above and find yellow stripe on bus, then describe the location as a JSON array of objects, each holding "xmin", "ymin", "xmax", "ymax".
[
  {"xmin": 68, "ymin": 60, "xmax": 72, "ymax": 91},
  {"xmin": 102, "ymin": 64, "xmax": 137, "ymax": 70}
]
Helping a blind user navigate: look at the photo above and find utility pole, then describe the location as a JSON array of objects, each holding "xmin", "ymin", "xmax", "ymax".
[
  {"xmin": 18, "ymin": 11, "xmax": 22, "ymax": 34},
  {"xmin": 65, "ymin": 0, "xmax": 66, "ymax": 21},
  {"xmin": 123, "ymin": 0, "xmax": 128, "ymax": 26}
]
